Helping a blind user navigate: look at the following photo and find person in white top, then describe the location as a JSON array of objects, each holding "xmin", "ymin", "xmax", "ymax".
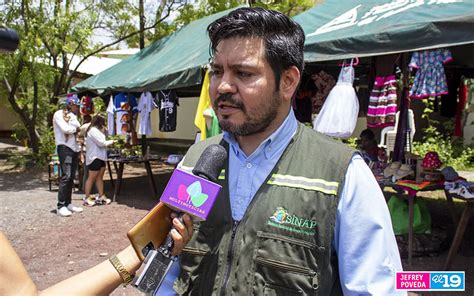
[
  {"xmin": 84, "ymin": 114, "xmax": 116, "ymax": 206},
  {"xmin": 52, "ymin": 95, "xmax": 84, "ymax": 217}
]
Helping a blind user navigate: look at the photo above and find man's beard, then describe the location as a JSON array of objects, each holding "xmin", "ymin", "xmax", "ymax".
[{"xmin": 213, "ymin": 92, "xmax": 281, "ymax": 136}]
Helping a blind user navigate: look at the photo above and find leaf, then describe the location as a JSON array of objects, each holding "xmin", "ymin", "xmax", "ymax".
[
  {"xmin": 191, "ymin": 193, "xmax": 208, "ymax": 207},
  {"xmin": 177, "ymin": 184, "xmax": 189, "ymax": 201},
  {"xmin": 187, "ymin": 181, "xmax": 202, "ymax": 197}
]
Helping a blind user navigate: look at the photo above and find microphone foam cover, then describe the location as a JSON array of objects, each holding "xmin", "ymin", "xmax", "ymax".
[{"xmin": 192, "ymin": 144, "xmax": 227, "ymax": 182}]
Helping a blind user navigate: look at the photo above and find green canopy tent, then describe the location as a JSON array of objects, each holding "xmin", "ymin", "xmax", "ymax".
[
  {"xmin": 294, "ymin": 0, "xmax": 474, "ymax": 63},
  {"xmin": 72, "ymin": 7, "xmax": 239, "ymax": 93},
  {"xmin": 294, "ymin": 0, "xmax": 474, "ymax": 162}
]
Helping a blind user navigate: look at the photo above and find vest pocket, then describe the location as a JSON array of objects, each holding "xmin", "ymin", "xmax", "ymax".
[
  {"xmin": 251, "ymin": 231, "xmax": 321, "ymax": 295},
  {"xmin": 175, "ymin": 246, "xmax": 210, "ymax": 294},
  {"xmin": 264, "ymin": 283, "xmax": 304, "ymax": 296}
]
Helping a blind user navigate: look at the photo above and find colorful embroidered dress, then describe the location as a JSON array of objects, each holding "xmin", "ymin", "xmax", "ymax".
[
  {"xmin": 367, "ymin": 75, "xmax": 398, "ymax": 127},
  {"xmin": 409, "ymin": 49, "xmax": 452, "ymax": 99}
]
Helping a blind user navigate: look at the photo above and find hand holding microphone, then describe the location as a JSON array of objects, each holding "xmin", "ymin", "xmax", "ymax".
[{"xmin": 127, "ymin": 144, "xmax": 227, "ymax": 294}]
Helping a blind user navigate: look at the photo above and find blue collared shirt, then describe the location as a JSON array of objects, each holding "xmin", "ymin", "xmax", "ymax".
[{"xmin": 157, "ymin": 109, "xmax": 405, "ymax": 295}]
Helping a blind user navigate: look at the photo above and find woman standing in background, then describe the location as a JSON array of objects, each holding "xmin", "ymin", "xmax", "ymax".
[{"xmin": 84, "ymin": 114, "xmax": 115, "ymax": 206}]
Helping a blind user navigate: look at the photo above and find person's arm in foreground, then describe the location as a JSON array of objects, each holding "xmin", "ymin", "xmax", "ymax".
[
  {"xmin": 0, "ymin": 214, "xmax": 192, "ymax": 296},
  {"xmin": 41, "ymin": 245, "xmax": 141, "ymax": 296},
  {"xmin": 0, "ymin": 232, "xmax": 38, "ymax": 296},
  {"xmin": 335, "ymin": 155, "xmax": 406, "ymax": 295}
]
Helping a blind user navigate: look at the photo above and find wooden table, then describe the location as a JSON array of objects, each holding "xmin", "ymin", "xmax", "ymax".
[
  {"xmin": 107, "ymin": 157, "xmax": 160, "ymax": 202},
  {"xmin": 443, "ymin": 193, "xmax": 474, "ymax": 270}
]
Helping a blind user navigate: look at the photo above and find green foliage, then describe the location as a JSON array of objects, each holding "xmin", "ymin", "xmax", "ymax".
[
  {"xmin": 251, "ymin": 0, "xmax": 314, "ymax": 16},
  {"xmin": 413, "ymin": 137, "xmax": 473, "ymax": 171},
  {"xmin": 345, "ymin": 137, "xmax": 358, "ymax": 149},
  {"xmin": 414, "ymin": 89, "xmax": 474, "ymax": 170},
  {"xmin": 37, "ymin": 127, "xmax": 56, "ymax": 165},
  {"xmin": 92, "ymin": 96, "xmax": 106, "ymax": 114}
]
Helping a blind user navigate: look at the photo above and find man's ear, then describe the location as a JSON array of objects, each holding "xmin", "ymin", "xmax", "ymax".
[{"xmin": 279, "ymin": 66, "xmax": 301, "ymax": 102}]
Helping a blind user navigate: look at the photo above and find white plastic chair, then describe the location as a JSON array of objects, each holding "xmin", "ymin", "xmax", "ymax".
[{"xmin": 379, "ymin": 109, "xmax": 415, "ymax": 156}]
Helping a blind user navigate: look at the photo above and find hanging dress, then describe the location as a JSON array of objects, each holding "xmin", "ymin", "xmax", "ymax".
[
  {"xmin": 367, "ymin": 75, "xmax": 398, "ymax": 128},
  {"xmin": 409, "ymin": 49, "xmax": 453, "ymax": 99},
  {"xmin": 313, "ymin": 61, "xmax": 359, "ymax": 138}
]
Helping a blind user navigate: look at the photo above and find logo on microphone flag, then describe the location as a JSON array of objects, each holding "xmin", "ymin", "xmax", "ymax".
[
  {"xmin": 161, "ymin": 169, "xmax": 222, "ymax": 221},
  {"xmin": 177, "ymin": 182, "xmax": 209, "ymax": 207}
]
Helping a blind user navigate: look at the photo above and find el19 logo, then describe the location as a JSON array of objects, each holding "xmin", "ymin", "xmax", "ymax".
[{"xmin": 430, "ymin": 272, "xmax": 465, "ymax": 291}]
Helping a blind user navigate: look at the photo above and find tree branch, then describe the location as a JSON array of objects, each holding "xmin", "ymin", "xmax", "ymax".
[{"xmin": 64, "ymin": 9, "xmax": 172, "ymax": 90}]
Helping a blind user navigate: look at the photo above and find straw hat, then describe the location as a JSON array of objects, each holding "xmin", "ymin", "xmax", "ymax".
[
  {"xmin": 394, "ymin": 164, "xmax": 414, "ymax": 180},
  {"xmin": 383, "ymin": 162, "xmax": 401, "ymax": 178}
]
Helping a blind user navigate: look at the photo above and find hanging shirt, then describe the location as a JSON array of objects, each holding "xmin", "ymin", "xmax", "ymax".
[
  {"xmin": 137, "ymin": 91, "xmax": 154, "ymax": 135},
  {"xmin": 154, "ymin": 90, "xmax": 179, "ymax": 132},
  {"xmin": 113, "ymin": 92, "xmax": 138, "ymax": 113},
  {"xmin": 106, "ymin": 95, "xmax": 115, "ymax": 135},
  {"xmin": 113, "ymin": 93, "xmax": 137, "ymax": 135}
]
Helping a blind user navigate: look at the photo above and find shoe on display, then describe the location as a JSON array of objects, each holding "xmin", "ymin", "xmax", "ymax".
[
  {"xmin": 57, "ymin": 206, "xmax": 72, "ymax": 217},
  {"xmin": 67, "ymin": 204, "xmax": 83, "ymax": 213},
  {"xmin": 458, "ymin": 186, "xmax": 474, "ymax": 199}
]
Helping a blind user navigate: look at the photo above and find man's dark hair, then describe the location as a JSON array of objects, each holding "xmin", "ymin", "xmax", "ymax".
[{"xmin": 207, "ymin": 7, "xmax": 305, "ymax": 89}]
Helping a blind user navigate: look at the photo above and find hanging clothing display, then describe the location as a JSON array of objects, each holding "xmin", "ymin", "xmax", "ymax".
[
  {"xmin": 106, "ymin": 95, "xmax": 115, "ymax": 135},
  {"xmin": 194, "ymin": 70, "xmax": 212, "ymax": 140},
  {"xmin": 80, "ymin": 96, "xmax": 94, "ymax": 115},
  {"xmin": 311, "ymin": 70, "xmax": 336, "ymax": 114},
  {"xmin": 392, "ymin": 88, "xmax": 410, "ymax": 162},
  {"xmin": 409, "ymin": 48, "xmax": 453, "ymax": 99},
  {"xmin": 137, "ymin": 91, "xmax": 154, "ymax": 136},
  {"xmin": 367, "ymin": 75, "xmax": 398, "ymax": 127},
  {"xmin": 313, "ymin": 61, "xmax": 359, "ymax": 138},
  {"xmin": 113, "ymin": 93, "xmax": 137, "ymax": 135},
  {"xmin": 454, "ymin": 80, "xmax": 468, "ymax": 137},
  {"xmin": 154, "ymin": 90, "xmax": 179, "ymax": 132},
  {"xmin": 205, "ymin": 107, "xmax": 221, "ymax": 138}
]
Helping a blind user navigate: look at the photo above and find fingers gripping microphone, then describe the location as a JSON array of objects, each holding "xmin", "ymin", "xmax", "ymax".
[{"xmin": 131, "ymin": 144, "xmax": 227, "ymax": 294}]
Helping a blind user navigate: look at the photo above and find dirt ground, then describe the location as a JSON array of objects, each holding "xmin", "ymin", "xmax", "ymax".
[{"xmin": 1, "ymin": 157, "xmax": 474, "ymax": 295}]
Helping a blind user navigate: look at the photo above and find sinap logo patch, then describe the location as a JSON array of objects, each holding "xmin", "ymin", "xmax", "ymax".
[{"xmin": 268, "ymin": 207, "xmax": 317, "ymax": 235}]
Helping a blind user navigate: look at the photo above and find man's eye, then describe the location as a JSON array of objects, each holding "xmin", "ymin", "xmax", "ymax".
[
  {"xmin": 238, "ymin": 71, "xmax": 251, "ymax": 78},
  {"xmin": 210, "ymin": 69, "xmax": 222, "ymax": 77}
]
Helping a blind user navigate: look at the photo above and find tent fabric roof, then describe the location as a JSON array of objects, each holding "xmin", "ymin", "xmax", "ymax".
[
  {"xmin": 294, "ymin": 0, "xmax": 474, "ymax": 62},
  {"xmin": 73, "ymin": 1, "xmax": 474, "ymax": 92},
  {"xmin": 72, "ymin": 7, "xmax": 238, "ymax": 93}
]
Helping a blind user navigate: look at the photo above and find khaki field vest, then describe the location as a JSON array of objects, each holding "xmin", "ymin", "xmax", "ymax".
[{"xmin": 174, "ymin": 124, "xmax": 355, "ymax": 295}]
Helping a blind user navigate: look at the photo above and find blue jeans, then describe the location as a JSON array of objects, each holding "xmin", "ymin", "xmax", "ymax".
[{"xmin": 57, "ymin": 145, "xmax": 79, "ymax": 208}]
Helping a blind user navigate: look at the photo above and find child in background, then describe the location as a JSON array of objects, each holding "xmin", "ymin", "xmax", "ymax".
[
  {"xmin": 84, "ymin": 115, "xmax": 116, "ymax": 206},
  {"xmin": 357, "ymin": 129, "xmax": 387, "ymax": 164}
]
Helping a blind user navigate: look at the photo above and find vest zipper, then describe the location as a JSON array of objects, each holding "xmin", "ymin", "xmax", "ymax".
[
  {"xmin": 255, "ymin": 257, "xmax": 319, "ymax": 290},
  {"xmin": 220, "ymin": 220, "xmax": 239, "ymax": 296}
]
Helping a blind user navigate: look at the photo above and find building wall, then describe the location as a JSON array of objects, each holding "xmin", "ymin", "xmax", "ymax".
[{"xmin": 0, "ymin": 94, "xmax": 21, "ymax": 132}]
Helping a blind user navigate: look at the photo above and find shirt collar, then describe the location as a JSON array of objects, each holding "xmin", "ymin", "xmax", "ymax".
[{"xmin": 223, "ymin": 109, "xmax": 298, "ymax": 160}]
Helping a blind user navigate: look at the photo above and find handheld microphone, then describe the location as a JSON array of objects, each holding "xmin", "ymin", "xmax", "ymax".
[
  {"xmin": 0, "ymin": 28, "xmax": 20, "ymax": 53},
  {"xmin": 160, "ymin": 144, "xmax": 227, "ymax": 220},
  {"xmin": 129, "ymin": 144, "xmax": 227, "ymax": 294}
]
